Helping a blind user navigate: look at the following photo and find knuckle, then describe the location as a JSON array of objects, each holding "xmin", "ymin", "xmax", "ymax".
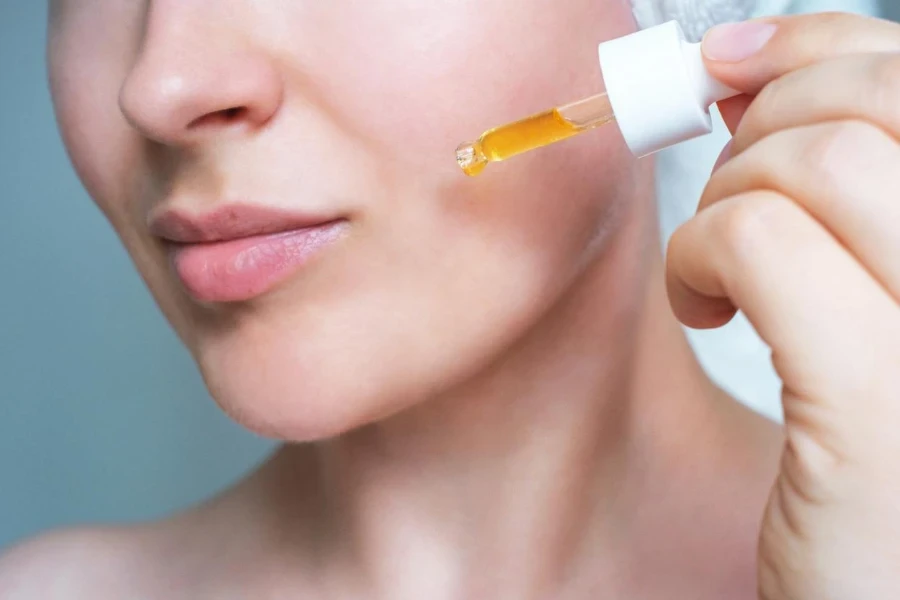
[
  {"xmin": 790, "ymin": 12, "xmax": 900, "ymax": 62},
  {"xmin": 813, "ymin": 11, "xmax": 859, "ymax": 29},
  {"xmin": 800, "ymin": 121, "xmax": 884, "ymax": 181},
  {"xmin": 714, "ymin": 192, "xmax": 787, "ymax": 264},
  {"xmin": 793, "ymin": 12, "xmax": 858, "ymax": 62}
]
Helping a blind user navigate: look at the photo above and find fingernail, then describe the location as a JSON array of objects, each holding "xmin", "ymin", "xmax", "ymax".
[{"xmin": 703, "ymin": 22, "xmax": 778, "ymax": 62}]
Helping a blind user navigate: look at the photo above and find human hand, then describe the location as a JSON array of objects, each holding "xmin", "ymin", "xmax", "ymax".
[{"xmin": 666, "ymin": 12, "xmax": 900, "ymax": 600}]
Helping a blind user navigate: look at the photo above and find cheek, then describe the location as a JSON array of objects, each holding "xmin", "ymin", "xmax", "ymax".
[
  {"xmin": 316, "ymin": 0, "xmax": 636, "ymax": 165},
  {"xmin": 308, "ymin": 0, "xmax": 639, "ymax": 282},
  {"xmin": 49, "ymin": 28, "xmax": 198, "ymax": 343},
  {"xmin": 199, "ymin": 132, "xmax": 637, "ymax": 442},
  {"xmin": 331, "ymin": 1, "xmax": 639, "ymax": 272},
  {"xmin": 49, "ymin": 3, "xmax": 143, "ymax": 216},
  {"xmin": 306, "ymin": 0, "xmax": 639, "ymax": 280}
]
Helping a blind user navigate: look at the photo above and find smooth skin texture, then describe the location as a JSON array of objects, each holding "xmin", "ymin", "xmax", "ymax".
[
  {"xmin": 1, "ymin": 4, "xmax": 898, "ymax": 599},
  {"xmin": 672, "ymin": 13, "xmax": 900, "ymax": 599}
]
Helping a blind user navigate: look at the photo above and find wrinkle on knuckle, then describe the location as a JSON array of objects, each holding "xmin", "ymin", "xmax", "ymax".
[
  {"xmin": 786, "ymin": 13, "xmax": 900, "ymax": 74},
  {"xmin": 791, "ymin": 12, "xmax": 847, "ymax": 64},
  {"xmin": 799, "ymin": 121, "xmax": 881, "ymax": 189},
  {"xmin": 714, "ymin": 192, "xmax": 785, "ymax": 269},
  {"xmin": 807, "ymin": 12, "xmax": 882, "ymax": 54}
]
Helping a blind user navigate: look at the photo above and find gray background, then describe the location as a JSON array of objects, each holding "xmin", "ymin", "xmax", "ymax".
[
  {"xmin": 0, "ymin": 3, "xmax": 274, "ymax": 549},
  {"xmin": 1, "ymin": 1, "xmax": 895, "ymax": 549}
]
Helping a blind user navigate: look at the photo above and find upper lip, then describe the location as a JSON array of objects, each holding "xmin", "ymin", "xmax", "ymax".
[{"xmin": 148, "ymin": 204, "xmax": 340, "ymax": 244}]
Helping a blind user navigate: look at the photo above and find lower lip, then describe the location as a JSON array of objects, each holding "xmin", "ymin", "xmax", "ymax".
[{"xmin": 171, "ymin": 221, "xmax": 348, "ymax": 302}]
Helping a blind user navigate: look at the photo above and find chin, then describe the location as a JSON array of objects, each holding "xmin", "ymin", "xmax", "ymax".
[
  {"xmin": 188, "ymin": 289, "xmax": 539, "ymax": 441},
  {"xmin": 191, "ymin": 301, "xmax": 455, "ymax": 441},
  {"xmin": 199, "ymin": 370, "xmax": 380, "ymax": 442},
  {"xmin": 194, "ymin": 340, "xmax": 384, "ymax": 441}
]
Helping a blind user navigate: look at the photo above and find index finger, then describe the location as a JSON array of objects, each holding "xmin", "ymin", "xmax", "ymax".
[{"xmin": 701, "ymin": 12, "xmax": 900, "ymax": 95}]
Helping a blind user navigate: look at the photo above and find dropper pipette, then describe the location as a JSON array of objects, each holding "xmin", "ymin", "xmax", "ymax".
[
  {"xmin": 455, "ymin": 21, "xmax": 739, "ymax": 176},
  {"xmin": 456, "ymin": 93, "xmax": 615, "ymax": 176}
]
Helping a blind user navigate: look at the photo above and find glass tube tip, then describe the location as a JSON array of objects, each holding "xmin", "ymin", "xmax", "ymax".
[{"xmin": 456, "ymin": 141, "xmax": 487, "ymax": 177}]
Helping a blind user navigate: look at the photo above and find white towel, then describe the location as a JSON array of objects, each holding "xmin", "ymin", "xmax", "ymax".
[{"xmin": 631, "ymin": 0, "xmax": 793, "ymax": 40}]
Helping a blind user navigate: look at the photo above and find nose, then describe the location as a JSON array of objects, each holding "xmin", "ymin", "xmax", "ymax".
[{"xmin": 119, "ymin": 14, "xmax": 283, "ymax": 146}]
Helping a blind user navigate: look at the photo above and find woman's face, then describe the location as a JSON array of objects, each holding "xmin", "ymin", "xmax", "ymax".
[{"xmin": 48, "ymin": 0, "xmax": 640, "ymax": 439}]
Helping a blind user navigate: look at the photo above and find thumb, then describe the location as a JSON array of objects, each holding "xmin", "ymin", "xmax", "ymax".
[{"xmin": 700, "ymin": 14, "xmax": 900, "ymax": 95}]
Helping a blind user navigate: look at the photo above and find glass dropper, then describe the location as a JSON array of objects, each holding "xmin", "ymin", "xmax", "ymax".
[
  {"xmin": 454, "ymin": 21, "xmax": 746, "ymax": 177},
  {"xmin": 455, "ymin": 92, "xmax": 615, "ymax": 177}
]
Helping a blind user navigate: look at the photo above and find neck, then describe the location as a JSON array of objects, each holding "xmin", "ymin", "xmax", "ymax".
[{"xmin": 261, "ymin": 175, "xmax": 773, "ymax": 598}]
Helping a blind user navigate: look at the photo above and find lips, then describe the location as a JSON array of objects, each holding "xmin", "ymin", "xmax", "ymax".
[{"xmin": 149, "ymin": 206, "xmax": 348, "ymax": 303}]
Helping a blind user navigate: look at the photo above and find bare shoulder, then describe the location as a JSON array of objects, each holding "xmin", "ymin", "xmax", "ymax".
[
  {"xmin": 0, "ymin": 526, "xmax": 154, "ymax": 600},
  {"xmin": 0, "ymin": 453, "xmax": 313, "ymax": 600}
]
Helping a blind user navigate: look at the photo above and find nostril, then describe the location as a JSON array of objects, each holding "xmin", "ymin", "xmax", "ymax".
[
  {"xmin": 187, "ymin": 106, "xmax": 249, "ymax": 130},
  {"xmin": 222, "ymin": 107, "xmax": 245, "ymax": 120}
]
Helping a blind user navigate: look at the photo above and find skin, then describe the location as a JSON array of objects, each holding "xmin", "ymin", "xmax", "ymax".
[
  {"xmin": 0, "ymin": 3, "xmax": 897, "ymax": 599},
  {"xmin": 676, "ymin": 15, "xmax": 900, "ymax": 598}
]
